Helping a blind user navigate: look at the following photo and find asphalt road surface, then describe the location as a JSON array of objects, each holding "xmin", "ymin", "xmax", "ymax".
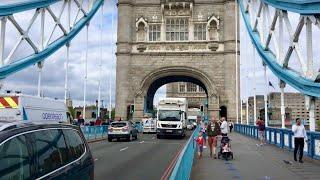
[{"xmin": 89, "ymin": 132, "xmax": 191, "ymax": 180}]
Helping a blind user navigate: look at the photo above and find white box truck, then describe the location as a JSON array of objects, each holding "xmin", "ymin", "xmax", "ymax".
[
  {"xmin": 156, "ymin": 98, "xmax": 187, "ymax": 138},
  {"xmin": 0, "ymin": 93, "xmax": 72, "ymax": 123}
]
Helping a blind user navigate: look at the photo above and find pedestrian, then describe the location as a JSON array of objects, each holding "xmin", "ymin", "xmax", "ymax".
[
  {"xmin": 200, "ymin": 120, "xmax": 207, "ymax": 148},
  {"xmin": 228, "ymin": 120, "xmax": 234, "ymax": 133},
  {"xmin": 220, "ymin": 117, "xmax": 228, "ymax": 136},
  {"xmin": 195, "ymin": 131, "xmax": 205, "ymax": 159},
  {"xmin": 78, "ymin": 115, "xmax": 85, "ymax": 126},
  {"xmin": 207, "ymin": 117, "xmax": 221, "ymax": 159},
  {"xmin": 256, "ymin": 118, "xmax": 266, "ymax": 146},
  {"xmin": 95, "ymin": 117, "xmax": 102, "ymax": 126},
  {"xmin": 292, "ymin": 118, "xmax": 308, "ymax": 163}
]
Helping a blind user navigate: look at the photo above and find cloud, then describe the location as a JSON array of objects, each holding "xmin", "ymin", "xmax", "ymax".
[{"xmin": 3, "ymin": 0, "xmax": 117, "ymax": 107}]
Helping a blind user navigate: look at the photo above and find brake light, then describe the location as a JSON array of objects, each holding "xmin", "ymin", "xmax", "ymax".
[{"xmin": 122, "ymin": 126, "xmax": 129, "ymax": 132}]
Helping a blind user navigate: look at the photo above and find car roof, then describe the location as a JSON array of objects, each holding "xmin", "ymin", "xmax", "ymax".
[
  {"xmin": 0, "ymin": 121, "xmax": 79, "ymax": 143},
  {"xmin": 111, "ymin": 121, "xmax": 129, "ymax": 124}
]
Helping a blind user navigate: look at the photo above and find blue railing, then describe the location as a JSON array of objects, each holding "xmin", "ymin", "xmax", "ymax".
[
  {"xmin": 80, "ymin": 125, "xmax": 108, "ymax": 141},
  {"xmin": 235, "ymin": 124, "xmax": 320, "ymax": 160},
  {"xmin": 170, "ymin": 126, "xmax": 200, "ymax": 180}
]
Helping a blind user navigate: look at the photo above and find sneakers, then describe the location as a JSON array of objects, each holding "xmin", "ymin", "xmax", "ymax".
[
  {"xmin": 203, "ymin": 146, "xmax": 207, "ymax": 149},
  {"xmin": 299, "ymin": 160, "xmax": 303, "ymax": 163}
]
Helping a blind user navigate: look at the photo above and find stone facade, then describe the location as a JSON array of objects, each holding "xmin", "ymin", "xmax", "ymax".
[{"xmin": 116, "ymin": 0, "xmax": 239, "ymax": 121}]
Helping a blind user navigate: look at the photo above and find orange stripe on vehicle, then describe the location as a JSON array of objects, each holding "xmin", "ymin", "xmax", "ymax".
[
  {"xmin": 4, "ymin": 97, "xmax": 18, "ymax": 108},
  {"xmin": 0, "ymin": 102, "xmax": 4, "ymax": 109},
  {"xmin": 0, "ymin": 97, "xmax": 10, "ymax": 108},
  {"xmin": 11, "ymin": 96, "xmax": 18, "ymax": 105}
]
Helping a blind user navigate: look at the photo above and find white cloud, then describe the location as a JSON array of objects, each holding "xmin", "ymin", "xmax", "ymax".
[{"xmin": 2, "ymin": 0, "xmax": 117, "ymax": 108}]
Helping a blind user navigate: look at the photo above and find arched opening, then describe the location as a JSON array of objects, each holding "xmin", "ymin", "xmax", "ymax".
[
  {"xmin": 133, "ymin": 66, "xmax": 220, "ymax": 121},
  {"xmin": 145, "ymin": 75, "xmax": 208, "ymax": 113},
  {"xmin": 220, "ymin": 106, "xmax": 227, "ymax": 120}
]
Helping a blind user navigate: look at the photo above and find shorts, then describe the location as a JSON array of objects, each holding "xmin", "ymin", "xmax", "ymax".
[
  {"xmin": 208, "ymin": 136, "xmax": 217, "ymax": 147},
  {"xmin": 259, "ymin": 130, "xmax": 265, "ymax": 140},
  {"xmin": 198, "ymin": 145, "xmax": 204, "ymax": 153}
]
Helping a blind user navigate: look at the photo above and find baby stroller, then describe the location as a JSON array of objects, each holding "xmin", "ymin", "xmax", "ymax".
[{"xmin": 218, "ymin": 135, "xmax": 233, "ymax": 160}]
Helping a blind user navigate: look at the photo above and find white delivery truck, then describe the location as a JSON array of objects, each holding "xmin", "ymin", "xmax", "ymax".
[
  {"xmin": 0, "ymin": 93, "xmax": 71, "ymax": 123},
  {"xmin": 142, "ymin": 117, "xmax": 157, "ymax": 133},
  {"xmin": 156, "ymin": 98, "xmax": 187, "ymax": 138}
]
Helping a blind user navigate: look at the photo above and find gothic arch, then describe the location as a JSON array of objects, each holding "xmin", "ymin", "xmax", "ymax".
[
  {"xmin": 136, "ymin": 17, "xmax": 148, "ymax": 42},
  {"xmin": 136, "ymin": 66, "xmax": 218, "ymax": 99},
  {"xmin": 207, "ymin": 15, "xmax": 220, "ymax": 41}
]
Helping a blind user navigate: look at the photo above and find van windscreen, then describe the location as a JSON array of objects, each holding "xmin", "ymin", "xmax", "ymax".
[{"xmin": 111, "ymin": 122, "xmax": 127, "ymax": 127}]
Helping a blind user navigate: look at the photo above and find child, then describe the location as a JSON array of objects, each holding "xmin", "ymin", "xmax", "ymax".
[
  {"xmin": 222, "ymin": 143, "xmax": 230, "ymax": 153},
  {"xmin": 195, "ymin": 131, "xmax": 205, "ymax": 159}
]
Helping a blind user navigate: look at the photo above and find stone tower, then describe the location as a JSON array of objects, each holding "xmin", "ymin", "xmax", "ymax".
[{"xmin": 116, "ymin": 0, "xmax": 239, "ymax": 121}]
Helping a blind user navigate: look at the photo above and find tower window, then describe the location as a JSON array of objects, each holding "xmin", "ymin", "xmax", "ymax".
[
  {"xmin": 149, "ymin": 24, "xmax": 161, "ymax": 41},
  {"xmin": 194, "ymin": 23, "xmax": 206, "ymax": 41},
  {"xmin": 166, "ymin": 18, "xmax": 189, "ymax": 41}
]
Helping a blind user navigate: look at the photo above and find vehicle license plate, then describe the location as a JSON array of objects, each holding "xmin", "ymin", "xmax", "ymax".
[{"xmin": 166, "ymin": 130, "xmax": 172, "ymax": 133}]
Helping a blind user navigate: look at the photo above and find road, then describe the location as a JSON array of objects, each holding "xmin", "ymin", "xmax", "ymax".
[{"xmin": 89, "ymin": 132, "xmax": 190, "ymax": 180}]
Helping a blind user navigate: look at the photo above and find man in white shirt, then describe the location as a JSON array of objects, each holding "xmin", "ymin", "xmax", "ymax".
[
  {"xmin": 220, "ymin": 117, "xmax": 228, "ymax": 136},
  {"xmin": 292, "ymin": 118, "xmax": 308, "ymax": 163}
]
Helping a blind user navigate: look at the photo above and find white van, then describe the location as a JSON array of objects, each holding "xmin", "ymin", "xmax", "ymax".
[
  {"xmin": 142, "ymin": 118, "xmax": 157, "ymax": 133},
  {"xmin": 0, "ymin": 93, "xmax": 71, "ymax": 123}
]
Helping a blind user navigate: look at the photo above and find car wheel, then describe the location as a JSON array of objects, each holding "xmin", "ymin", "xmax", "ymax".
[
  {"xmin": 127, "ymin": 133, "xmax": 133, "ymax": 142},
  {"xmin": 108, "ymin": 137, "xmax": 112, "ymax": 142},
  {"xmin": 157, "ymin": 134, "xmax": 161, "ymax": 139}
]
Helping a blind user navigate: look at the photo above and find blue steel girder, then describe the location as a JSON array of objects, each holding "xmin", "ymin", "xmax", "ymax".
[
  {"xmin": 0, "ymin": 0, "xmax": 61, "ymax": 17},
  {"xmin": 0, "ymin": 0, "xmax": 104, "ymax": 79},
  {"xmin": 238, "ymin": 0, "xmax": 320, "ymax": 98},
  {"xmin": 262, "ymin": 0, "xmax": 320, "ymax": 15}
]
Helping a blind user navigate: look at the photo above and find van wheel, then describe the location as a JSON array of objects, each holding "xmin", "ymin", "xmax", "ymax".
[{"xmin": 108, "ymin": 137, "xmax": 112, "ymax": 142}]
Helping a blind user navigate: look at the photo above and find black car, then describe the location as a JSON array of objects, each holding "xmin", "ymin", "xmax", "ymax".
[{"xmin": 0, "ymin": 122, "xmax": 94, "ymax": 180}]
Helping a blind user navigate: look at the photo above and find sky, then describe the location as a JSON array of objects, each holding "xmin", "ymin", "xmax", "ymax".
[{"xmin": 1, "ymin": 1, "xmax": 319, "ymax": 108}]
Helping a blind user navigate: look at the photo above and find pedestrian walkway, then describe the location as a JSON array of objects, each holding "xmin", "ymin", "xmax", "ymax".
[{"xmin": 191, "ymin": 133, "xmax": 320, "ymax": 180}]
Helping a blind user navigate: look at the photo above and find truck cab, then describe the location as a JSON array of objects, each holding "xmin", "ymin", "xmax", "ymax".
[{"xmin": 156, "ymin": 98, "xmax": 187, "ymax": 138}]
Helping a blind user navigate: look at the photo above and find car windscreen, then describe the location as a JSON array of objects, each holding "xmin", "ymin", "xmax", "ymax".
[
  {"xmin": 111, "ymin": 122, "xmax": 127, "ymax": 128},
  {"xmin": 158, "ymin": 110, "xmax": 181, "ymax": 121}
]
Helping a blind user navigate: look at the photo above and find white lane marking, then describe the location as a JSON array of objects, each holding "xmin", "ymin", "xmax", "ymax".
[
  {"xmin": 140, "ymin": 141, "xmax": 145, "ymax": 144},
  {"xmin": 94, "ymin": 158, "xmax": 98, "ymax": 161},
  {"xmin": 120, "ymin": 147, "xmax": 129, "ymax": 151}
]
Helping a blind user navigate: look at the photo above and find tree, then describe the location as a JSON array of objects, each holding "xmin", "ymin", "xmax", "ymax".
[
  {"xmin": 316, "ymin": 120, "xmax": 320, "ymax": 131},
  {"xmin": 68, "ymin": 107, "xmax": 75, "ymax": 119},
  {"xmin": 105, "ymin": 108, "xmax": 116, "ymax": 120}
]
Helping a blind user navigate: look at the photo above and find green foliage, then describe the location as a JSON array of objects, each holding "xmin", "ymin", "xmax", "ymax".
[
  {"xmin": 105, "ymin": 108, "xmax": 115, "ymax": 119},
  {"xmin": 68, "ymin": 107, "xmax": 75, "ymax": 119},
  {"xmin": 316, "ymin": 120, "xmax": 320, "ymax": 131}
]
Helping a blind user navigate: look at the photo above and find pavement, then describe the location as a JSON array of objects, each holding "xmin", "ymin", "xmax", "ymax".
[
  {"xmin": 89, "ymin": 132, "xmax": 190, "ymax": 180},
  {"xmin": 191, "ymin": 132, "xmax": 320, "ymax": 180}
]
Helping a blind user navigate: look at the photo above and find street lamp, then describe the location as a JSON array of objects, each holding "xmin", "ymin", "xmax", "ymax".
[{"xmin": 95, "ymin": 100, "xmax": 98, "ymax": 119}]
